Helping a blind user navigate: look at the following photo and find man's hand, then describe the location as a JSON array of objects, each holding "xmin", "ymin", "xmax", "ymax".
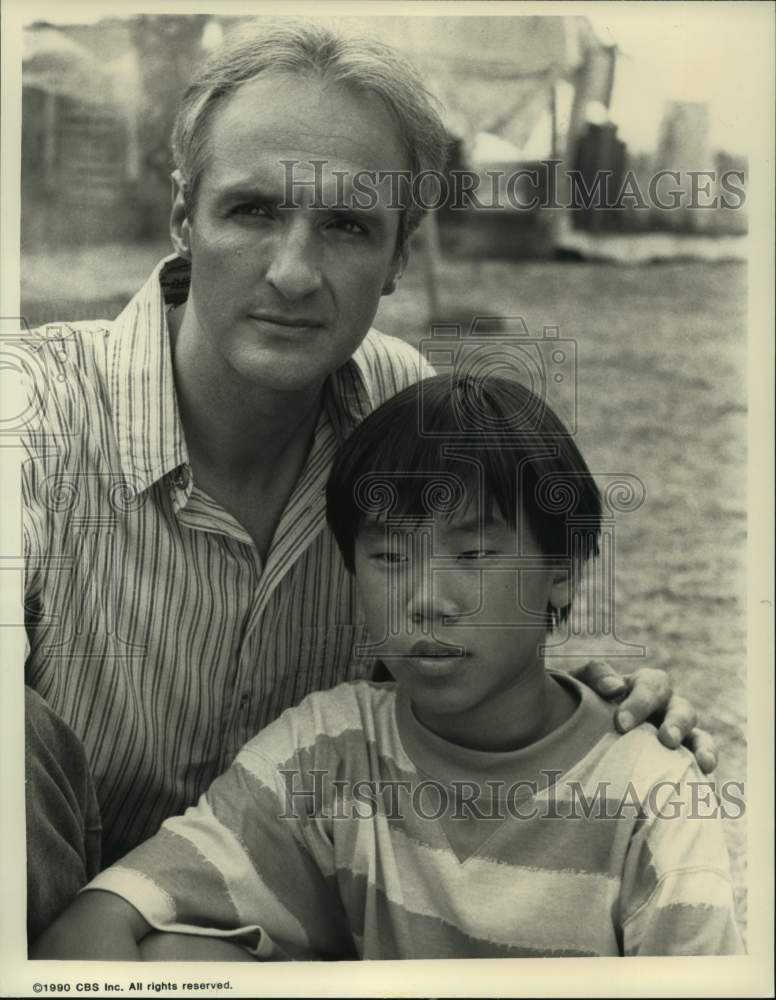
[{"xmin": 569, "ymin": 660, "xmax": 718, "ymax": 775}]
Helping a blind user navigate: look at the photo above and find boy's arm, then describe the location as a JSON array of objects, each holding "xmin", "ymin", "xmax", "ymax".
[
  {"xmin": 32, "ymin": 894, "xmax": 256, "ymax": 962},
  {"xmin": 32, "ymin": 740, "xmax": 351, "ymax": 962},
  {"xmin": 31, "ymin": 890, "xmax": 150, "ymax": 960},
  {"xmin": 619, "ymin": 759, "xmax": 744, "ymax": 955},
  {"xmin": 139, "ymin": 932, "xmax": 256, "ymax": 962}
]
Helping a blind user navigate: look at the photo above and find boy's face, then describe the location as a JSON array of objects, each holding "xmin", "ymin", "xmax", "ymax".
[{"xmin": 354, "ymin": 507, "xmax": 571, "ymax": 726}]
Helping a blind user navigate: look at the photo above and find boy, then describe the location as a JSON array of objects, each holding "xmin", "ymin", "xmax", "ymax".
[{"xmin": 34, "ymin": 375, "xmax": 742, "ymax": 959}]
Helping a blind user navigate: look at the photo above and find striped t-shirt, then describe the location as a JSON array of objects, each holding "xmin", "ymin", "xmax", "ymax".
[
  {"xmin": 21, "ymin": 255, "xmax": 430, "ymax": 864},
  {"xmin": 87, "ymin": 673, "xmax": 742, "ymax": 958}
]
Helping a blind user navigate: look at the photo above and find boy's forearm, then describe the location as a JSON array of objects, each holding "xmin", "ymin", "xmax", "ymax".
[
  {"xmin": 139, "ymin": 931, "xmax": 257, "ymax": 962},
  {"xmin": 31, "ymin": 890, "xmax": 150, "ymax": 961}
]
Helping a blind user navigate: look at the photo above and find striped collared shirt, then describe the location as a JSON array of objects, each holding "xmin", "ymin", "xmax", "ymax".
[{"xmin": 22, "ymin": 255, "xmax": 431, "ymax": 864}]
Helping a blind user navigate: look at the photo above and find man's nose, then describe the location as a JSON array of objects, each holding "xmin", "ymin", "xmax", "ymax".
[{"xmin": 265, "ymin": 219, "xmax": 323, "ymax": 300}]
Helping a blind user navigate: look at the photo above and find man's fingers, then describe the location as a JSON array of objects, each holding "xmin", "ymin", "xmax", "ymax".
[
  {"xmin": 570, "ymin": 659, "xmax": 628, "ymax": 699},
  {"xmin": 681, "ymin": 728, "xmax": 718, "ymax": 775},
  {"xmin": 656, "ymin": 695, "xmax": 699, "ymax": 746},
  {"xmin": 614, "ymin": 667, "xmax": 672, "ymax": 732},
  {"xmin": 606, "ymin": 669, "xmax": 714, "ymax": 773}
]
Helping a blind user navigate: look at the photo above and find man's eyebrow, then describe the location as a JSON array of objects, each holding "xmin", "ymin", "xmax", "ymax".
[
  {"xmin": 214, "ymin": 183, "xmax": 280, "ymax": 204},
  {"xmin": 214, "ymin": 180, "xmax": 394, "ymax": 220}
]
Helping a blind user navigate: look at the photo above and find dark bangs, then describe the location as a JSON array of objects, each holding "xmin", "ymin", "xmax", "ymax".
[{"xmin": 326, "ymin": 374, "xmax": 601, "ymax": 572}]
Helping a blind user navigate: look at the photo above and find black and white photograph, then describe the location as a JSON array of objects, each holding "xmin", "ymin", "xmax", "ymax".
[{"xmin": 1, "ymin": 1, "xmax": 772, "ymax": 996}]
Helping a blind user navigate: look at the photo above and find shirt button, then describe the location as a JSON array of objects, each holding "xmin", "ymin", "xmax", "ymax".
[{"xmin": 173, "ymin": 466, "xmax": 190, "ymax": 489}]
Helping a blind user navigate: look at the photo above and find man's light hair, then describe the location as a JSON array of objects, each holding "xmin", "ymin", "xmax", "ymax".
[{"xmin": 171, "ymin": 18, "xmax": 450, "ymax": 249}]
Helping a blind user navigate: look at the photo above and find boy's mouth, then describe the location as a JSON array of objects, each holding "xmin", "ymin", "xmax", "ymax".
[
  {"xmin": 408, "ymin": 640, "xmax": 464, "ymax": 658},
  {"xmin": 404, "ymin": 640, "xmax": 468, "ymax": 678}
]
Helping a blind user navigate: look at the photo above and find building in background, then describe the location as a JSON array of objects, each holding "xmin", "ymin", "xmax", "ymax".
[
  {"xmin": 21, "ymin": 17, "xmax": 207, "ymax": 248},
  {"xmin": 22, "ymin": 22, "xmax": 142, "ymax": 246}
]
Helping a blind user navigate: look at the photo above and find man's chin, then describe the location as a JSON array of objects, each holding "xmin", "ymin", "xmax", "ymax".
[
  {"xmin": 230, "ymin": 328, "xmax": 367, "ymax": 391},
  {"xmin": 228, "ymin": 348, "xmax": 333, "ymax": 394}
]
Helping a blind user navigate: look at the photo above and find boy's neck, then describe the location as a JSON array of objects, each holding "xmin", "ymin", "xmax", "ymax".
[{"xmin": 412, "ymin": 670, "xmax": 578, "ymax": 754}]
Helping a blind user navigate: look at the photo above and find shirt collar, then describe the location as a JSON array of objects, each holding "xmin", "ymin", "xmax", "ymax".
[
  {"xmin": 109, "ymin": 255, "xmax": 379, "ymax": 495},
  {"xmin": 395, "ymin": 672, "xmax": 615, "ymax": 791},
  {"xmin": 324, "ymin": 343, "xmax": 377, "ymax": 444},
  {"xmin": 108, "ymin": 255, "xmax": 187, "ymax": 496}
]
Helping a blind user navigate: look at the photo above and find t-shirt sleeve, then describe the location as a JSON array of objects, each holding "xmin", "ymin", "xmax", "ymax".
[
  {"xmin": 82, "ymin": 744, "xmax": 354, "ymax": 961},
  {"xmin": 619, "ymin": 758, "xmax": 744, "ymax": 955}
]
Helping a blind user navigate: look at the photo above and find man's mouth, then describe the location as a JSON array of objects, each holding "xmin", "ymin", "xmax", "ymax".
[{"xmin": 249, "ymin": 312, "xmax": 323, "ymax": 328}]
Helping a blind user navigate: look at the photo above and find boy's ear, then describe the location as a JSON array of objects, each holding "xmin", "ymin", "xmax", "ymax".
[
  {"xmin": 548, "ymin": 566, "xmax": 576, "ymax": 617},
  {"xmin": 170, "ymin": 170, "xmax": 192, "ymax": 261}
]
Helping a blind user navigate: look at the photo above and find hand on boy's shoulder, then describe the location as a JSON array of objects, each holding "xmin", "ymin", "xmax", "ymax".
[{"xmin": 568, "ymin": 659, "xmax": 717, "ymax": 774}]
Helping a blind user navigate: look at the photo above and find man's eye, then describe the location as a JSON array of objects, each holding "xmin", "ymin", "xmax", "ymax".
[
  {"xmin": 327, "ymin": 217, "xmax": 367, "ymax": 236},
  {"xmin": 231, "ymin": 203, "xmax": 271, "ymax": 219},
  {"xmin": 457, "ymin": 550, "xmax": 498, "ymax": 561}
]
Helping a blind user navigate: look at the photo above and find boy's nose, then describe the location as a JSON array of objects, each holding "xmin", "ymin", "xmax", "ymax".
[
  {"xmin": 404, "ymin": 561, "xmax": 460, "ymax": 626},
  {"xmin": 265, "ymin": 220, "xmax": 323, "ymax": 301}
]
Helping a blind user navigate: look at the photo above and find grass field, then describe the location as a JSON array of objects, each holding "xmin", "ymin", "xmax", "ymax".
[{"xmin": 22, "ymin": 243, "xmax": 748, "ymax": 942}]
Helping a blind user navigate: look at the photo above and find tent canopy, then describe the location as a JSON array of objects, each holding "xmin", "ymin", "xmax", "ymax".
[{"xmin": 304, "ymin": 15, "xmax": 604, "ymax": 150}]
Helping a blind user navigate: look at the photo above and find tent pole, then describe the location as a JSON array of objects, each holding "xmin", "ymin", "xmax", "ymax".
[
  {"xmin": 43, "ymin": 92, "xmax": 57, "ymax": 194},
  {"xmin": 420, "ymin": 211, "xmax": 442, "ymax": 318},
  {"xmin": 550, "ymin": 82, "xmax": 558, "ymax": 161},
  {"xmin": 550, "ymin": 51, "xmax": 594, "ymax": 248}
]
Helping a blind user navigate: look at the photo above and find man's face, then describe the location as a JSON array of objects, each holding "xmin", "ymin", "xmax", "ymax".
[
  {"xmin": 172, "ymin": 71, "xmax": 407, "ymax": 392},
  {"xmin": 353, "ymin": 508, "xmax": 567, "ymax": 730}
]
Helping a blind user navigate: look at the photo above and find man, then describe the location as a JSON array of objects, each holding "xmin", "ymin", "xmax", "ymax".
[{"xmin": 23, "ymin": 19, "xmax": 711, "ymax": 942}]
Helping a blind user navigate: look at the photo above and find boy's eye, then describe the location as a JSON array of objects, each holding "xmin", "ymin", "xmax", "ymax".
[
  {"xmin": 371, "ymin": 552, "xmax": 407, "ymax": 565},
  {"xmin": 457, "ymin": 550, "xmax": 498, "ymax": 561}
]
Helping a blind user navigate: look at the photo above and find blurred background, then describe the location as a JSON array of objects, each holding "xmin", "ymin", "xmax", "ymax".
[{"xmin": 18, "ymin": 9, "xmax": 751, "ymax": 940}]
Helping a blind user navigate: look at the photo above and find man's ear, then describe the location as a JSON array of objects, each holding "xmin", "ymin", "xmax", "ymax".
[
  {"xmin": 170, "ymin": 170, "xmax": 192, "ymax": 261},
  {"xmin": 382, "ymin": 245, "xmax": 408, "ymax": 296}
]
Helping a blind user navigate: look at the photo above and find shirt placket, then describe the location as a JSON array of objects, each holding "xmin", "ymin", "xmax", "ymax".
[
  {"xmin": 162, "ymin": 376, "xmax": 367, "ymax": 771},
  {"xmin": 229, "ymin": 409, "xmax": 344, "ymax": 761},
  {"xmin": 167, "ymin": 462, "xmax": 264, "ymax": 768},
  {"xmin": 225, "ymin": 546, "xmax": 264, "ymax": 768}
]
